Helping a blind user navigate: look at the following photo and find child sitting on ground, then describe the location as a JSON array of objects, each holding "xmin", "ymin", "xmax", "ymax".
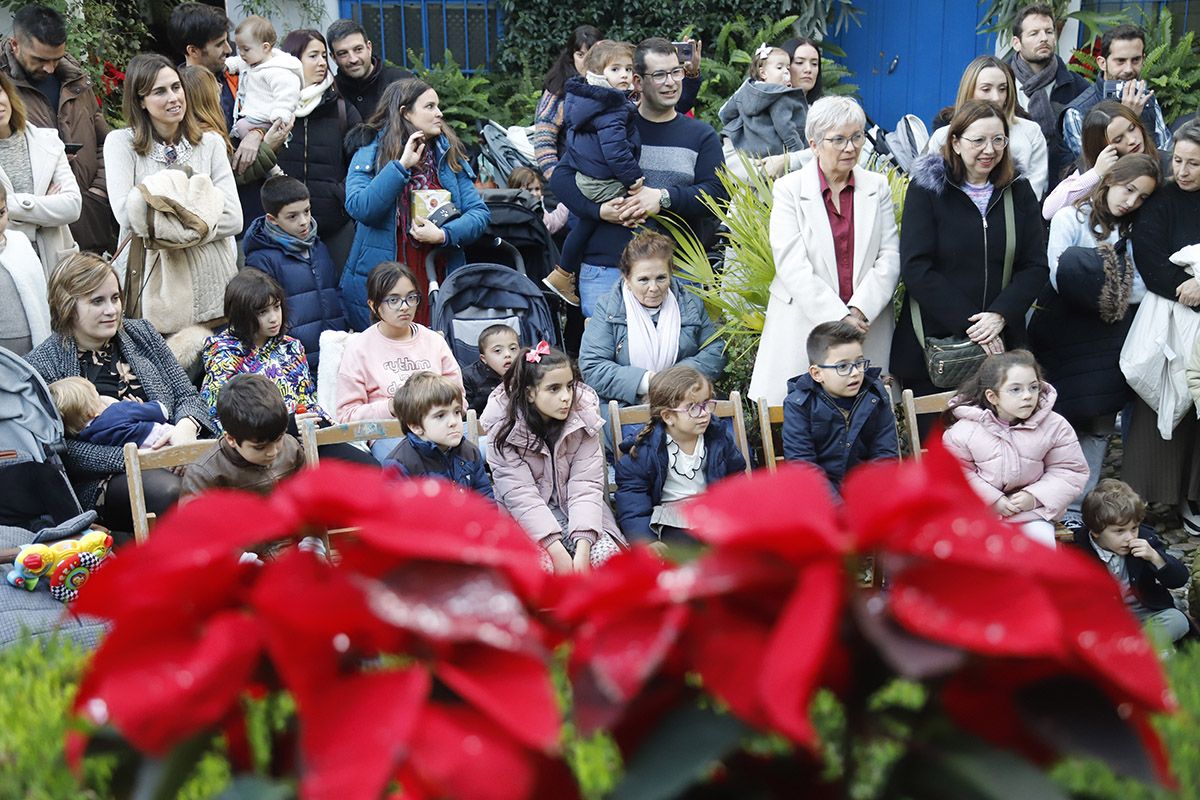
[
  {"xmin": 718, "ymin": 44, "xmax": 811, "ymax": 180},
  {"xmin": 463, "ymin": 324, "xmax": 519, "ymax": 414},
  {"xmin": 782, "ymin": 320, "xmax": 898, "ymax": 489},
  {"xmin": 50, "ymin": 376, "xmax": 173, "ymax": 449},
  {"xmin": 243, "ymin": 176, "xmax": 346, "ymax": 376},
  {"xmin": 942, "ymin": 350, "xmax": 1089, "ymax": 548},
  {"xmin": 543, "ymin": 40, "xmax": 643, "ymax": 306},
  {"xmin": 182, "ymin": 372, "xmax": 305, "ymax": 498},
  {"xmin": 507, "ymin": 166, "xmax": 568, "ymax": 235},
  {"xmin": 225, "ymin": 16, "xmax": 303, "ymax": 140},
  {"xmin": 382, "ymin": 371, "xmax": 492, "ymax": 498},
  {"xmin": 615, "ymin": 365, "xmax": 747, "ymax": 549},
  {"xmin": 1073, "ymin": 479, "xmax": 1192, "ymax": 645}
]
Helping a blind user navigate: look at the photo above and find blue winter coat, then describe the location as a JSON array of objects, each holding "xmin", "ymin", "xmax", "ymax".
[
  {"xmin": 615, "ymin": 419, "xmax": 746, "ymax": 542},
  {"xmin": 383, "ymin": 432, "xmax": 494, "ymax": 499},
  {"xmin": 559, "ymin": 76, "xmax": 642, "ymax": 187},
  {"xmin": 578, "ymin": 279, "xmax": 726, "ymax": 406},
  {"xmin": 781, "ymin": 368, "xmax": 899, "ymax": 489},
  {"xmin": 242, "ymin": 216, "xmax": 346, "ymax": 376},
  {"xmin": 342, "ymin": 133, "xmax": 491, "ymax": 330}
]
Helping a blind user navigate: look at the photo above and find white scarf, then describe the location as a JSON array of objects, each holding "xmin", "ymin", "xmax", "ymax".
[
  {"xmin": 294, "ymin": 73, "xmax": 335, "ymax": 118},
  {"xmin": 622, "ymin": 281, "xmax": 681, "ymax": 372}
]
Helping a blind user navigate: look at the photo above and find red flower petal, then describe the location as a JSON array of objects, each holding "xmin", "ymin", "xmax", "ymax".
[
  {"xmin": 404, "ymin": 704, "xmax": 541, "ymax": 800},
  {"xmin": 572, "ymin": 603, "xmax": 689, "ymax": 707},
  {"xmin": 686, "ymin": 598, "xmax": 774, "ymax": 732},
  {"xmin": 436, "ymin": 646, "xmax": 561, "ymax": 751}
]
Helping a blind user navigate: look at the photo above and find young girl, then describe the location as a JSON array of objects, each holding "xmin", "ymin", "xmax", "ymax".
[
  {"xmin": 614, "ymin": 365, "xmax": 747, "ymax": 549},
  {"xmin": 1041, "ymin": 101, "xmax": 1158, "ymax": 220},
  {"xmin": 480, "ymin": 343, "xmax": 627, "ymax": 572},
  {"xmin": 507, "ymin": 165, "xmax": 568, "ymax": 235},
  {"xmin": 1030, "ymin": 154, "xmax": 1159, "ymax": 517},
  {"xmin": 335, "ymin": 261, "xmax": 462, "ymax": 459},
  {"xmin": 942, "ymin": 350, "xmax": 1089, "ymax": 547},
  {"xmin": 719, "ymin": 44, "xmax": 811, "ymax": 180}
]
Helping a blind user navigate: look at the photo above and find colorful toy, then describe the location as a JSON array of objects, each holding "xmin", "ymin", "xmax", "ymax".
[{"xmin": 5, "ymin": 530, "xmax": 113, "ymax": 603}]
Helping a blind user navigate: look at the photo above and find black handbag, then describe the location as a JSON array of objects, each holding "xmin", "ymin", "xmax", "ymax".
[{"xmin": 910, "ymin": 189, "xmax": 1015, "ymax": 389}]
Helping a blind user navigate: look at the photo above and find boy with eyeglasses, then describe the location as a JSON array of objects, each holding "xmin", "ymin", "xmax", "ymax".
[{"xmin": 782, "ymin": 320, "xmax": 898, "ymax": 489}]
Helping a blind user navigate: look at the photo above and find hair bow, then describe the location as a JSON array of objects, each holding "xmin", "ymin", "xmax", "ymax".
[
  {"xmin": 754, "ymin": 43, "xmax": 773, "ymax": 61},
  {"xmin": 525, "ymin": 340, "xmax": 551, "ymax": 363}
]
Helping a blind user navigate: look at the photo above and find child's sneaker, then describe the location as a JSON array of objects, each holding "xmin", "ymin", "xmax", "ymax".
[{"xmin": 543, "ymin": 266, "xmax": 580, "ymax": 306}]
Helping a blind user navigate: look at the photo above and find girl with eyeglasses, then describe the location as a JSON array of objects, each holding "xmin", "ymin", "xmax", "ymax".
[
  {"xmin": 942, "ymin": 350, "xmax": 1088, "ymax": 548},
  {"xmin": 614, "ymin": 365, "xmax": 747, "ymax": 550},
  {"xmin": 335, "ymin": 261, "xmax": 463, "ymax": 460}
]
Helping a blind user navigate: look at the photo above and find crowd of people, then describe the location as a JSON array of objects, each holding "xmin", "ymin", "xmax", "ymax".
[{"xmin": 1, "ymin": 3, "xmax": 1197, "ymax": 643}]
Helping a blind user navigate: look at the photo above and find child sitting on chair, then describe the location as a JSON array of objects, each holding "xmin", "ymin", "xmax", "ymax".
[
  {"xmin": 50, "ymin": 376, "xmax": 174, "ymax": 449},
  {"xmin": 182, "ymin": 373, "xmax": 305, "ymax": 498},
  {"xmin": 463, "ymin": 324, "xmax": 520, "ymax": 415},
  {"xmin": 382, "ymin": 371, "xmax": 493, "ymax": 498},
  {"xmin": 614, "ymin": 365, "xmax": 746, "ymax": 550}
]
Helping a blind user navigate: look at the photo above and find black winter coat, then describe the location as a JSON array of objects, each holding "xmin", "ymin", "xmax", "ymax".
[
  {"xmin": 462, "ymin": 360, "xmax": 502, "ymax": 415},
  {"xmin": 383, "ymin": 433, "xmax": 494, "ymax": 499},
  {"xmin": 1072, "ymin": 524, "xmax": 1188, "ymax": 613},
  {"xmin": 277, "ymin": 87, "xmax": 361, "ymax": 240},
  {"xmin": 891, "ymin": 153, "xmax": 1049, "ymax": 383},
  {"xmin": 334, "ymin": 58, "xmax": 414, "ymax": 120}
]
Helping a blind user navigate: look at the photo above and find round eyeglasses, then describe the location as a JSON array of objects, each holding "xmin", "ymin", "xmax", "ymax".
[
  {"xmin": 382, "ymin": 292, "xmax": 421, "ymax": 310},
  {"xmin": 670, "ymin": 399, "xmax": 718, "ymax": 419}
]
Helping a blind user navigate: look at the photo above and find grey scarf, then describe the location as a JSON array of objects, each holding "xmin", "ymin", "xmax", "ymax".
[{"xmin": 1010, "ymin": 55, "xmax": 1058, "ymax": 138}]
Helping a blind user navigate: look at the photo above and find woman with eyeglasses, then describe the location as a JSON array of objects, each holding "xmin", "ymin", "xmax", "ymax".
[
  {"xmin": 748, "ymin": 96, "xmax": 901, "ymax": 406},
  {"xmin": 578, "ymin": 231, "xmax": 725, "ymax": 442},
  {"xmin": 335, "ymin": 261, "xmax": 463, "ymax": 460},
  {"xmin": 104, "ymin": 54, "xmax": 241, "ymax": 303},
  {"xmin": 891, "ymin": 99, "xmax": 1048, "ymax": 400},
  {"xmin": 926, "ymin": 56, "xmax": 1049, "ymax": 198}
]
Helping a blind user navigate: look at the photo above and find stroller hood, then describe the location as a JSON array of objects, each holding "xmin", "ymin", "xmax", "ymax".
[{"xmin": 0, "ymin": 346, "xmax": 63, "ymax": 458}]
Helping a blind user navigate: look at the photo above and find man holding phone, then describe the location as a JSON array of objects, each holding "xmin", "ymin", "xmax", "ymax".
[
  {"xmin": 0, "ymin": 4, "xmax": 116, "ymax": 254},
  {"xmin": 1060, "ymin": 24, "xmax": 1172, "ymax": 161}
]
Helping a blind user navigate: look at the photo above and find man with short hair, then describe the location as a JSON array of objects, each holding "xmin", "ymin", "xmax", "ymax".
[
  {"xmin": 327, "ymin": 19, "xmax": 413, "ymax": 119},
  {"xmin": 1006, "ymin": 4, "xmax": 1089, "ymax": 190},
  {"xmin": 168, "ymin": 2, "xmax": 236, "ymax": 128},
  {"xmin": 0, "ymin": 4, "xmax": 116, "ymax": 253},
  {"xmin": 1060, "ymin": 24, "xmax": 1172, "ymax": 160},
  {"xmin": 549, "ymin": 37, "xmax": 725, "ymax": 316}
]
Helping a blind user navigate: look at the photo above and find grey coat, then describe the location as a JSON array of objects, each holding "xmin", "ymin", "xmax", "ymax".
[
  {"xmin": 718, "ymin": 79, "xmax": 808, "ymax": 157},
  {"xmin": 24, "ymin": 318, "xmax": 215, "ymax": 508},
  {"xmin": 578, "ymin": 279, "xmax": 726, "ymax": 406}
]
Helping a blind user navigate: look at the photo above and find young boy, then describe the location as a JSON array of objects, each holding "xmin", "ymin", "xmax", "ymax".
[
  {"xmin": 462, "ymin": 324, "xmax": 519, "ymax": 414},
  {"xmin": 182, "ymin": 373, "xmax": 305, "ymax": 498},
  {"xmin": 49, "ymin": 377, "xmax": 174, "ymax": 449},
  {"xmin": 543, "ymin": 40, "xmax": 643, "ymax": 306},
  {"xmin": 383, "ymin": 371, "xmax": 493, "ymax": 498},
  {"xmin": 244, "ymin": 175, "xmax": 346, "ymax": 375},
  {"xmin": 1074, "ymin": 479, "xmax": 1192, "ymax": 645},
  {"xmin": 225, "ymin": 16, "xmax": 303, "ymax": 139},
  {"xmin": 781, "ymin": 320, "xmax": 899, "ymax": 489}
]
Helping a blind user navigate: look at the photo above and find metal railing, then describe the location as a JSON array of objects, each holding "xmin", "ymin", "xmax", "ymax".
[{"xmin": 338, "ymin": 0, "xmax": 506, "ymax": 72}]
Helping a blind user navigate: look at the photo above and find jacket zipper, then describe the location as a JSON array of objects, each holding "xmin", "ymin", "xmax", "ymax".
[{"xmin": 950, "ymin": 182, "xmax": 1009, "ymax": 308}]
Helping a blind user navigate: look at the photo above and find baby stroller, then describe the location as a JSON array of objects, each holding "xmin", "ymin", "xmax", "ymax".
[
  {"xmin": 427, "ymin": 240, "xmax": 561, "ymax": 369},
  {"xmin": 477, "ymin": 120, "xmax": 541, "ymax": 188},
  {"xmin": 467, "ymin": 188, "xmax": 560, "ymax": 286}
]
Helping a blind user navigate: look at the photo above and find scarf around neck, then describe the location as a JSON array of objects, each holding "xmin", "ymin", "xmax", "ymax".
[
  {"xmin": 621, "ymin": 281, "xmax": 681, "ymax": 373},
  {"xmin": 295, "ymin": 74, "xmax": 335, "ymax": 118},
  {"xmin": 264, "ymin": 217, "xmax": 319, "ymax": 257},
  {"xmin": 1009, "ymin": 55, "xmax": 1057, "ymax": 138}
]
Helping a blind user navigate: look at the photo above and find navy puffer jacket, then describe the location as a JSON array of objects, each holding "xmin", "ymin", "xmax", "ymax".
[
  {"xmin": 560, "ymin": 76, "xmax": 642, "ymax": 187},
  {"xmin": 242, "ymin": 217, "xmax": 347, "ymax": 375}
]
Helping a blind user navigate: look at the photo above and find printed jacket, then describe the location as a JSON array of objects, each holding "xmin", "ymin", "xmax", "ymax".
[{"xmin": 199, "ymin": 332, "xmax": 328, "ymax": 433}]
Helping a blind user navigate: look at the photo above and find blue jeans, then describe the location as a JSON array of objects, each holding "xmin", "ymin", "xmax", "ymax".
[{"xmin": 580, "ymin": 263, "xmax": 622, "ymax": 318}]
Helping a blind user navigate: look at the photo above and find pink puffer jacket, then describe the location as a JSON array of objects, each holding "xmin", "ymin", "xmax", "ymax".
[{"xmin": 942, "ymin": 383, "xmax": 1088, "ymax": 522}]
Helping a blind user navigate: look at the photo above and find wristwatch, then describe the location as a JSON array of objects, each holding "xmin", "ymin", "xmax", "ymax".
[{"xmin": 659, "ymin": 188, "xmax": 672, "ymax": 210}]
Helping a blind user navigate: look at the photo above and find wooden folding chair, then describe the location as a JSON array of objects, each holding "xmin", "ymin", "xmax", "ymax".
[
  {"xmin": 608, "ymin": 391, "xmax": 753, "ymax": 477},
  {"xmin": 900, "ymin": 389, "xmax": 956, "ymax": 461},
  {"xmin": 123, "ymin": 440, "xmax": 220, "ymax": 544},
  {"xmin": 755, "ymin": 398, "xmax": 786, "ymax": 472},
  {"xmin": 297, "ymin": 417, "xmax": 405, "ymax": 468}
]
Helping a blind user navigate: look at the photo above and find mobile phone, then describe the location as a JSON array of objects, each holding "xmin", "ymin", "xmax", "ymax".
[
  {"xmin": 64, "ymin": 142, "xmax": 83, "ymax": 155},
  {"xmin": 1100, "ymin": 80, "xmax": 1125, "ymax": 100},
  {"xmin": 672, "ymin": 40, "xmax": 694, "ymax": 63}
]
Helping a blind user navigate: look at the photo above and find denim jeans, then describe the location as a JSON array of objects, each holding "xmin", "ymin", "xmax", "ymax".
[{"xmin": 579, "ymin": 263, "xmax": 622, "ymax": 318}]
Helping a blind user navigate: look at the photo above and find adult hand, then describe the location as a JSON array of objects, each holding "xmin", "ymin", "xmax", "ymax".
[
  {"xmin": 760, "ymin": 153, "xmax": 789, "ymax": 179},
  {"xmin": 263, "ymin": 117, "xmax": 293, "ymax": 152},
  {"xmin": 1128, "ymin": 538, "xmax": 1166, "ymax": 569},
  {"xmin": 165, "ymin": 417, "xmax": 200, "ymax": 447},
  {"xmin": 410, "ymin": 215, "xmax": 446, "ymax": 245},
  {"xmin": 1093, "ymin": 144, "xmax": 1120, "ymax": 178},
  {"xmin": 966, "ymin": 311, "xmax": 1006, "ymax": 346},
  {"xmin": 1176, "ymin": 277, "xmax": 1200, "ymax": 307},
  {"xmin": 599, "ymin": 196, "xmax": 630, "ymax": 224},
  {"xmin": 1119, "ymin": 79, "xmax": 1153, "ymax": 116},
  {"xmin": 572, "ymin": 539, "xmax": 592, "ymax": 573},
  {"xmin": 684, "ymin": 39, "xmax": 702, "ymax": 78},
  {"xmin": 232, "ymin": 129, "xmax": 264, "ymax": 175},
  {"xmin": 618, "ymin": 185, "xmax": 662, "ymax": 225},
  {"xmin": 547, "ymin": 540, "xmax": 573, "ymax": 574},
  {"xmin": 399, "ymin": 130, "xmax": 427, "ymax": 170},
  {"xmin": 842, "ymin": 307, "xmax": 869, "ymax": 334}
]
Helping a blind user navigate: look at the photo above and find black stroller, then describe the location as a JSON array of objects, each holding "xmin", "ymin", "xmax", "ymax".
[{"xmin": 467, "ymin": 188, "xmax": 560, "ymax": 286}]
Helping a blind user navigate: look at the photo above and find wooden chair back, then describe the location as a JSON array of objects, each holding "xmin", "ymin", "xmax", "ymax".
[
  {"xmin": 755, "ymin": 398, "xmax": 786, "ymax": 472},
  {"xmin": 608, "ymin": 391, "xmax": 752, "ymax": 477},
  {"xmin": 900, "ymin": 389, "xmax": 956, "ymax": 461},
  {"xmin": 298, "ymin": 417, "xmax": 405, "ymax": 468},
  {"xmin": 123, "ymin": 440, "xmax": 219, "ymax": 543}
]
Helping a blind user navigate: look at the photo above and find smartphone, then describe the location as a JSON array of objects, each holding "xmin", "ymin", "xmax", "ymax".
[
  {"xmin": 64, "ymin": 142, "xmax": 83, "ymax": 155},
  {"xmin": 672, "ymin": 40, "xmax": 694, "ymax": 63}
]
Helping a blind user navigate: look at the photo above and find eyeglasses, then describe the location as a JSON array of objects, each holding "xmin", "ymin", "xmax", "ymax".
[
  {"xmin": 670, "ymin": 399, "xmax": 717, "ymax": 419},
  {"xmin": 642, "ymin": 67, "xmax": 686, "ymax": 86},
  {"xmin": 1002, "ymin": 384, "xmax": 1041, "ymax": 398},
  {"xmin": 957, "ymin": 135, "xmax": 1009, "ymax": 151},
  {"xmin": 816, "ymin": 358, "xmax": 870, "ymax": 376},
  {"xmin": 381, "ymin": 292, "xmax": 421, "ymax": 310},
  {"xmin": 822, "ymin": 132, "xmax": 866, "ymax": 150}
]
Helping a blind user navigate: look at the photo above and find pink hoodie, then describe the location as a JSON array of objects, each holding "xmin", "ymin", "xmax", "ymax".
[
  {"xmin": 335, "ymin": 323, "xmax": 463, "ymax": 422},
  {"xmin": 942, "ymin": 382, "xmax": 1088, "ymax": 522}
]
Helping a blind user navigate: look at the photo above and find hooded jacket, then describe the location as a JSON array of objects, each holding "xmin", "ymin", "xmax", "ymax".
[
  {"xmin": 718, "ymin": 78, "xmax": 808, "ymax": 157},
  {"xmin": 333, "ymin": 57, "xmax": 414, "ymax": 120},
  {"xmin": 890, "ymin": 153, "xmax": 1049, "ymax": 384},
  {"xmin": 559, "ymin": 75, "xmax": 642, "ymax": 187},
  {"xmin": 480, "ymin": 383, "xmax": 626, "ymax": 550},
  {"xmin": 226, "ymin": 49, "xmax": 304, "ymax": 123},
  {"xmin": 383, "ymin": 432, "xmax": 493, "ymax": 499},
  {"xmin": 781, "ymin": 368, "xmax": 898, "ymax": 489},
  {"xmin": 277, "ymin": 85, "xmax": 361, "ymax": 237},
  {"xmin": 614, "ymin": 419, "xmax": 747, "ymax": 541},
  {"xmin": 941, "ymin": 382, "xmax": 1088, "ymax": 522}
]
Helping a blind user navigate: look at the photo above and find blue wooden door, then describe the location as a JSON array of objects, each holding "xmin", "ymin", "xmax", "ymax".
[{"xmin": 833, "ymin": 0, "xmax": 994, "ymax": 130}]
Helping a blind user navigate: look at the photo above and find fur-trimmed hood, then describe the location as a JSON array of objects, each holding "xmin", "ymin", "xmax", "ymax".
[{"xmin": 909, "ymin": 151, "xmax": 1024, "ymax": 195}]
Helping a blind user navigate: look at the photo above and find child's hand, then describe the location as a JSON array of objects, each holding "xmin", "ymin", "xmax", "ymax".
[
  {"xmin": 572, "ymin": 539, "xmax": 592, "ymax": 573},
  {"xmin": 627, "ymin": 177, "xmax": 645, "ymax": 194},
  {"xmin": 993, "ymin": 495, "xmax": 1019, "ymax": 517},
  {"xmin": 1128, "ymin": 538, "xmax": 1166, "ymax": 569},
  {"xmin": 547, "ymin": 540, "xmax": 573, "ymax": 574},
  {"xmin": 148, "ymin": 424, "xmax": 177, "ymax": 450},
  {"xmin": 399, "ymin": 130, "xmax": 426, "ymax": 169},
  {"xmin": 761, "ymin": 154, "xmax": 789, "ymax": 179},
  {"xmin": 648, "ymin": 541, "xmax": 669, "ymax": 558},
  {"xmin": 1009, "ymin": 490, "xmax": 1037, "ymax": 512}
]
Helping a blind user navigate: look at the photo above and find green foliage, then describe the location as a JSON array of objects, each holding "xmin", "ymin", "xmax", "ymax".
[
  {"xmin": 976, "ymin": 0, "xmax": 1128, "ymax": 49},
  {"xmin": 235, "ymin": 0, "xmax": 325, "ymax": 28},
  {"xmin": 410, "ymin": 50, "xmax": 492, "ymax": 148},
  {"xmin": 1140, "ymin": 10, "xmax": 1200, "ymax": 126},
  {"xmin": 485, "ymin": 68, "xmax": 544, "ymax": 129}
]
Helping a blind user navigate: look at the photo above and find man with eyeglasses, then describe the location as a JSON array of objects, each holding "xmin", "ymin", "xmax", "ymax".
[{"xmin": 550, "ymin": 37, "xmax": 725, "ymax": 318}]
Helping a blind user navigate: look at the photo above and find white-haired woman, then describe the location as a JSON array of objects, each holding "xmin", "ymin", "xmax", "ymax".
[{"xmin": 749, "ymin": 96, "xmax": 901, "ymax": 405}]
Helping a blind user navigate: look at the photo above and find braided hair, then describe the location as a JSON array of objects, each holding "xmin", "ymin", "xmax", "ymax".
[{"xmin": 629, "ymin": 365, "xmax": 710, "ymax": 459}]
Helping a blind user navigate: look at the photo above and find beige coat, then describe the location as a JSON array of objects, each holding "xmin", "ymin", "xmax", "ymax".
[
  {"xmin": 0, "ymin": 125, "xmax": 80, "ymax": 277},
  {"xmin": 749, "ymin": 160, "xmax": 900, "ymax": 405},
  {"xmin": 1188, "ymin": 328, "xmax": 1200, "ymax": 414}
]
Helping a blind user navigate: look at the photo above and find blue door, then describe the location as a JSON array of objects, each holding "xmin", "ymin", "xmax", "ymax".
[{"xmin": 833, "ymin": 0, "xmax": 994, "ymax": 130}]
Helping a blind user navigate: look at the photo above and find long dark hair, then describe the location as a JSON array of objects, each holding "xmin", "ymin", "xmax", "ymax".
[
  {"xmin": 629, "ymin": 365, "xmax": 710, "ymax": 459},
  {"xmin": 946, "ymin": 350, "xmax": 1043, "ymax": 420},
  {"xmin": 1078, "ymin": 152, "xmax": 1159, "ymax": 240},
  {"xmin": 492, "ymin": 346, "xmax": 580, "ymax": 459},
  {"xmin": 122, "ymin": 54, "xmax": 202, "ymax": 156},
  {"xmin": 542, "ymin": 25, "xmax": 602, "ymax": 97},
  {"xmin": 363, "ymin": 78, "xmax": 468, "ymax": 173},
  {"xmin": 224, "ymin": 269, "xmax": 289, "ymax": 349},
  {"xmin": 780, "ymin": 36, "xmax": 823, "ymax": 103},
  {"xmin": 1080, "ymin": 101, "xmax": 1157, "ymax": 171}
]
